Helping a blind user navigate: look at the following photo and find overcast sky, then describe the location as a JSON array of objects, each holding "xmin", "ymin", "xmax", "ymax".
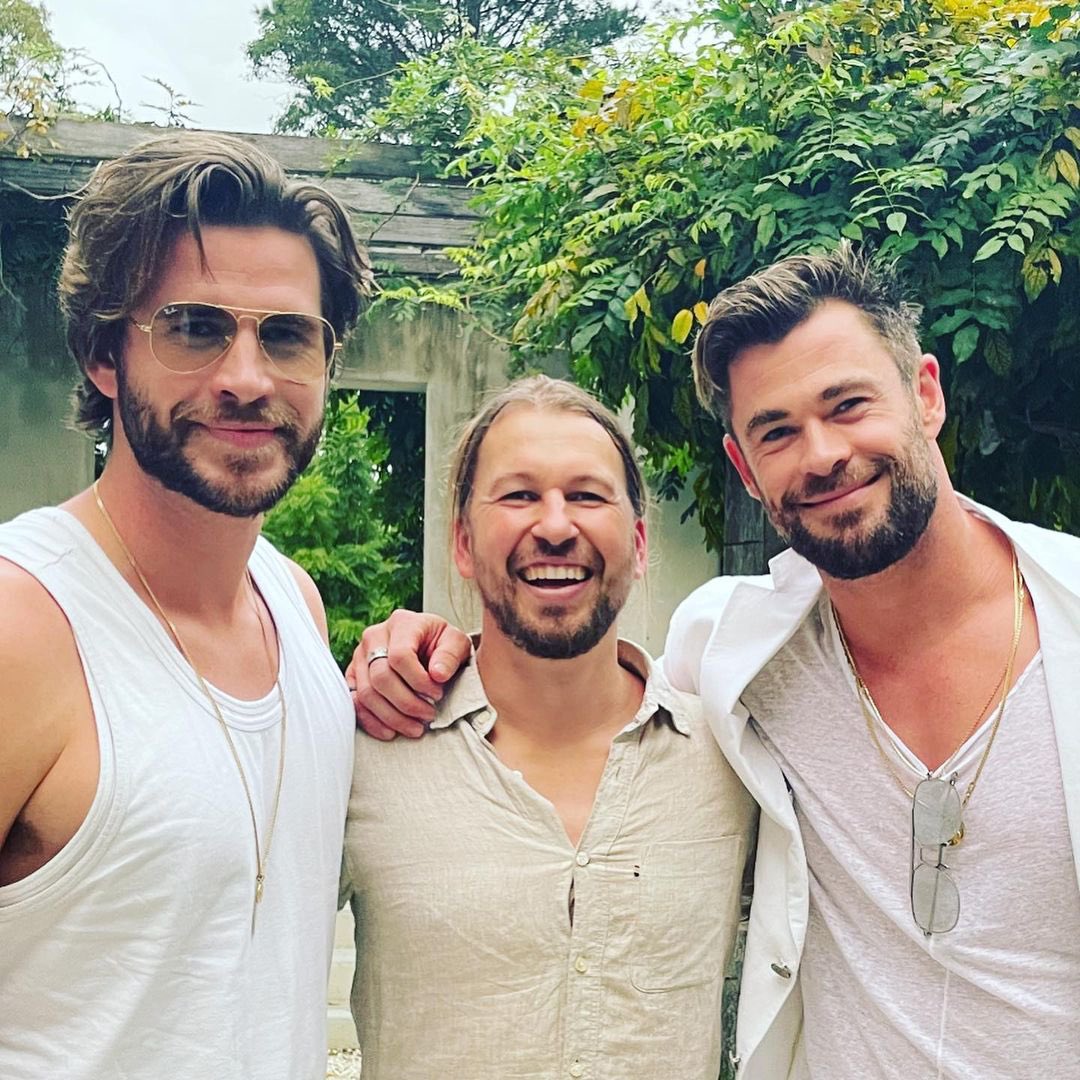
[{"xmin": 44, "ymin": 0, "xmax": 294, "ymax": 133}]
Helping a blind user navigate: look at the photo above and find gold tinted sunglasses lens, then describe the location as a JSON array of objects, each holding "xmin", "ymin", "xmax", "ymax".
[
  {"xmin": 149, "ymin": 304, "xmax": 333, "ymax": 382},
  {"xmin": 256, "ymin": 312, "xmax": 334, "ymax": 381},
  {"xmin": 151, "ymin": 303, "xmax": 233, "ymax": 371}
]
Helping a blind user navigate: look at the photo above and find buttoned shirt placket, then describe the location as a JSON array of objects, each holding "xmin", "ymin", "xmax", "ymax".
[{"xmin": 558, "ymin": 720, "xmax": 644, "ymax": 1080}]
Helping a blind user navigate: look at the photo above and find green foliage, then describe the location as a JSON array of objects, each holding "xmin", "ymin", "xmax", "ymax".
[
  {"xmin": 372, "ymin": 0, "xmax": 1080, "ymax": 545},
  {"xmin": 262, "ymin": 395, "xmax": 420, "ymax": 667},
  {"xmin": 0, "ymin": 0, "xmax": 71, "ymax": 154},
  {"xmin": 247, "ymin": 0, "xmax": 643, "ymax": 136}
]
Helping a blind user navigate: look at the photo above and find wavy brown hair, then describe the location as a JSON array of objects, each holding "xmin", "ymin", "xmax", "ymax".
[
  {"xmin": 693, "ymin": 242, "xmax": 922, "ymax": 431},
  {"xmin": 58, "ymin": 131, "xmax": 374, "ymax": 435}
]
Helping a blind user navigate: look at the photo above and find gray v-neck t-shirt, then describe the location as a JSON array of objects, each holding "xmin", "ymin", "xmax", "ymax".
[{"xmin": 742, "ymin": 594, "xmax": 1080, "ymax": 1080}]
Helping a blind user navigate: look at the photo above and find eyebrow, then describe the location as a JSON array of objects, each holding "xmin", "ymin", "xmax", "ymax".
[
  {"xmin": 743, "ymin": 379, "xmax": 882, "ymax": 438},
  {"xmin": 490, "ymin": 472, "xmax": 618, "ymax": 493}
]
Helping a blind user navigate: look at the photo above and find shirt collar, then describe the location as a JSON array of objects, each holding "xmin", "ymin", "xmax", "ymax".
[{"xmin": 431, "ymin": 636, "xmax": 692, "ymax": 738}]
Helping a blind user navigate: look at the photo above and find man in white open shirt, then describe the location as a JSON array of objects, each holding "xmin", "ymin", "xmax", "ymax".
[{"xmin": 351, "ymin": 245, "xmax": 1080, "ymax": 1079}]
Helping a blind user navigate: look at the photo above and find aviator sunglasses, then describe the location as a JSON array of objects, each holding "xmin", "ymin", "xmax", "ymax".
[
  {"xmin": 131, "ymin": 301, "xmax": 340, "ymax": 384},
  {"xmin": 910, "ymin": 776, "xmax": 963, "ymax": 935}
]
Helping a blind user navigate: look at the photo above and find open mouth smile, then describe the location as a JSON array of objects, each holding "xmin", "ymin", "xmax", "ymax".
[{"xmin": 517, "ymin": 564, "xmax": 594, "ymax": 589}]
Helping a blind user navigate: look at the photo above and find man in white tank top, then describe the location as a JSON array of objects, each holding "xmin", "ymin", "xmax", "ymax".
[
  {"xmin": 0, "ymin": 133, "xmax": 372, "ymax": 1079},
  {"xmin": 351, "ymin": 246, "xmax": 1080, "ymax": 1079}
]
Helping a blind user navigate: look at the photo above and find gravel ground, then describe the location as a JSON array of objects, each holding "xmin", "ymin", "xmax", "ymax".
[{"xmin": 326, "ymin": 1050, "xmax": 362, "ymax": 1078}]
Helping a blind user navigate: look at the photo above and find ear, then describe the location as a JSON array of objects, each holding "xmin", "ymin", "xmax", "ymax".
[
  {"xmin": 914, "ymin": 354, "xmax": 946, "ymax": 439},
  {"xmin": 85, "ymin": 352, "xmax": 119, "ymax": 402},
  {"xmin": 452, "ymin": 517, "xmax": 476, "ymax": 580},
  {"xmin": 723, "ymin": 434, "xmax": 762, "ymax": 502},
  {"xmin": 631, "ymin": 517, "xmax": 648, "ymax": 580}
]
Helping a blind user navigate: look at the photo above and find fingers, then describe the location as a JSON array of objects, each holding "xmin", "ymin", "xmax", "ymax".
[
  {"xmin": 348, "ymin": 611, "xmax": 471, "ymax": 739},
  {"xmin": 426, "ymin": 624, "xmax": 475, "ymax": 684},
  {"xmin": 353, "ymin": 697, "xmax": 422, "ymax": 741}
]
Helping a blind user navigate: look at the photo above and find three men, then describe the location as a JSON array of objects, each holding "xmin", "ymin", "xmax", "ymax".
[
  {"xmin": 0, "ymin": 134, "xmax": 371, "ymax": 1077},
  {"xmin": 353, "ymin": 245, "xmax": 1080, "ymax": 1078},
  {"xmin": 340, "ymin": 376, "xmax": 754, "ymax": 1079}
]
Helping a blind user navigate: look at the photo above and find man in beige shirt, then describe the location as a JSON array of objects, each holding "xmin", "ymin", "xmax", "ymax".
[{"xmin": 340, "ymin": 376, "xmax": 755, "ymax": 1079}]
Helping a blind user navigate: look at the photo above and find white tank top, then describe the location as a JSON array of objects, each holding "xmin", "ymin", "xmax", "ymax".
[
  {"xmin": 743, "ymin": 594, "xmax": 1080, "ymax": 1080},
  {"xmin": 0, "ymin": 508, "xmax": 354, "ymax": 1080}
]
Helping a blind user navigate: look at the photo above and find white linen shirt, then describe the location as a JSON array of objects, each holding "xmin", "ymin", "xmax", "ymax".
[
  {"xmin": 664, "ymin": 497, "xmax": 1080, "ymax": 1080},
  {"xmin": 340, "ymin": 640, "xmax": 756, "ymax": 1080}
]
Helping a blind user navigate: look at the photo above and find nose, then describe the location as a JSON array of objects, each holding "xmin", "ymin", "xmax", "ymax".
[
  {"xmin": 531, "ymin": 491, "xmax": 579, "ymax": 546},
  {"xmin": 799, "ymin": 419, "xmax": 851, "ymax": 478},
  {"xmin": 206, "ymin": 319, "xmax": 276, "ymax": 404}
]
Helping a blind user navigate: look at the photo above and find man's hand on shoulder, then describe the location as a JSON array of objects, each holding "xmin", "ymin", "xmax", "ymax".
[{"xmin": 346, "ymin": 610, "xmax": 472, "ymax": 741}]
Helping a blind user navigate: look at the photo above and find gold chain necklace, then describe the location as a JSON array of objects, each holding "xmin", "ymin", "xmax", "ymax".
[
  {"xmin": 92, "ymin": 481, "xmax": 287, "ymax": 927},
  {"xmin": 833, "ymin": 550, "xmax": 1024, "ymax": 824}
]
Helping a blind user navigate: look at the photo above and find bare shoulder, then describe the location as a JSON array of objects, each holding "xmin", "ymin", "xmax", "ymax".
[
  {"xmin": 0, "ymin": 558, "xmax": 87, "ymax": 843},
  {"xmin": 284, "ymin": 557, "xmax": 330, "ymax": 644}
]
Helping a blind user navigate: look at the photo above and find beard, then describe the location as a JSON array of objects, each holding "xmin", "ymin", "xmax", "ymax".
[
  {"xmin": 115, "ymin": 367, "xmax": 322, "ymax": 518},
  {"xmin": 473, "ymin": 539, "xmax": 634, "ymax": 660},
  {"xmin": 764, "ymin": 429, "xmax": 939, "ymax": 581},
  {"xmin": 485, "ymin": 589, "xmax": 622, "ymax": 660}
]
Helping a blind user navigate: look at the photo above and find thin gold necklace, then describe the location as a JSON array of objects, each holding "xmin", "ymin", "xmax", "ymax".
[
  {"xmin": 833, "ymin": 551, "xmax": 1024, "ymax": 820},
  {"xmin": 92, "ymin": 480, "xmax": 287, "ymax": 927}
]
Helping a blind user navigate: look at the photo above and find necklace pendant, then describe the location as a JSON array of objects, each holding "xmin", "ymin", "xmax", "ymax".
[
  {"xmin": 255, "ymin": 873, "xmax": 265, "ymax": 904},
  {"xmin": 947, "ymin": 822, "xmax": 965, "ymax": 847}
]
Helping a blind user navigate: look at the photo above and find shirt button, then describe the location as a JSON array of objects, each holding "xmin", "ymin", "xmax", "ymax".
[
  {"xmin": 770, "ymin": 962, "xmax": 793, "ymax": 979},
  {"xmin": 569, "ymin": 1063, "xmax": 584, "ymax": 1078},
  {"xmin": 574, "ymin": 956, "xmax": 588, "ymax": 974},
  {"xmin": 575, "ymin": 852, "xmax": 590, "ymax": 867}
]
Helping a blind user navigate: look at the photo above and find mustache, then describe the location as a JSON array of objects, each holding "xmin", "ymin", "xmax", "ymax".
[
  {"xmin": 169, "ymin": 399, "xmax": 301, "ymax": 431},
  {"xmin": 781, "ymin": 459, "xmax": 890, "ymax": 509}
]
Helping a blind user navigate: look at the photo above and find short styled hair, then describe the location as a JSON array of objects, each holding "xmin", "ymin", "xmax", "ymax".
[
  {"xmin": 693, "ymin": 242, "xmax": 923, "ymax": 430},
  {"xmin": 58, "ymin": 131, "xmax": 374, "ymax": 435},
  {"xmin": 449, "ymin": 375, "xmax": 648, "ymax": 525}
]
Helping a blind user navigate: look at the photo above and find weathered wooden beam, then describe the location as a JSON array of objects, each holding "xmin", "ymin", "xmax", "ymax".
[{"xmin": 1, "ymin": 118, "xmax": 451, "ymax": 181}]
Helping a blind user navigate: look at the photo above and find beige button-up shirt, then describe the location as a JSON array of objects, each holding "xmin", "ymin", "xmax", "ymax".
[{"xmin": 341, "ymin": 641, "xmax": 756, "ymax": 1080}]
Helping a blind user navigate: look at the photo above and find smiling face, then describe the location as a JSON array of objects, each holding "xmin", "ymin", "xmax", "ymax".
[
  {"xmin": 90, "ymin": 225, "xmax": 328, "ymax": 518},
  {"xmin": 723, "ymin": 300, "xmax": 946, "ymax": 580},
  {"xmin": 454, "ymin": 405, "xmax": 647, "ymax": 659}
]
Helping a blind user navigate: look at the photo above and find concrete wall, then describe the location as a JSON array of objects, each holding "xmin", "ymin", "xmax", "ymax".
[{"xmin": 0, "ymin": 280, "xmax": 94, "ymax": 523}]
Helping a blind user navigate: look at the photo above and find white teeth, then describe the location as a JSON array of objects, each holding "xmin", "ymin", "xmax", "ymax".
[{"xmin": 522, "ymin": 565, "xmax": 588, "ymax": 583}]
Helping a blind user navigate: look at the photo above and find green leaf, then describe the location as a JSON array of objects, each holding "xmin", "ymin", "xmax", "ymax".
[
  {"xmin": 885, "ymin": 211, "xmax": 908, "ymax": 235},
  {"xmin": 973, "ymin": 236, "xmax": 1005, "ymax": 261},
  {"xmin": 571, "ymin": 319, "xmax": 603, "ymax": 352},
  {"xmin": 756, "ymin": 211, "xmax": 776, "ymax": 250},
  {"xmin": 984, "ymin": 332, "xmax": 1013, "ymax": 376},
  {"xmin": 931, "ymin": 233, "xmax": 948, "ymax": 259},
  {"xmin": 953, "ymin": 324, "xmax": 979, "ymax": 364},
  {"xmin": 929, "ymin": 309, "xmax": 972, "ymax": 335}
]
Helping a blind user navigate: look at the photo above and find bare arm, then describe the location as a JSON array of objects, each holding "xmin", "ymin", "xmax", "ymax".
[
  {"xmin": 345, "ymin": 610, "xmax": 472, "ymax": 740},
  {"xmin": 0, "ymin": 561, "xmax": 97, "ymax": 887}
]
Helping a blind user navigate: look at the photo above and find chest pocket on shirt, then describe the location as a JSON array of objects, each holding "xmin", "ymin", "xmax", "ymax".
[{"xmin": 630, "ymin": 835, "xmax": 742, "ymax": 993}]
